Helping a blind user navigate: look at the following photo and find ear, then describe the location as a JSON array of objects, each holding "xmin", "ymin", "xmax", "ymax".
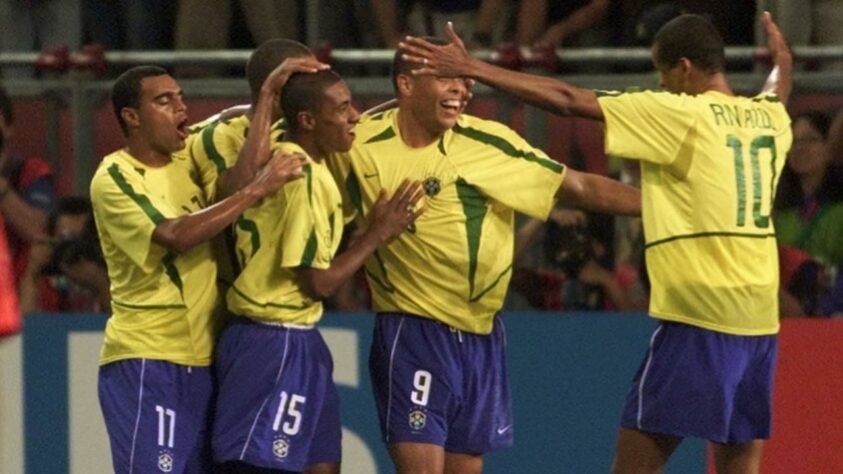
[
  {"xmin": 297, "ymin": 111, "xmax": 316, "ymax": 132},
  {"xmin": 121, "ymin": 107, "xmax": 140, "ymax": 130},
  {"xmin": 678, "ymin": 57, "xmax": 693, "ymax": 75},
  {"xmin": 396, "ymin": 74, "xmax": 413, "ymax": 97}
]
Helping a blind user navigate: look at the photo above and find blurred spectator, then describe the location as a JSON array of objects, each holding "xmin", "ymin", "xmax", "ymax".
[
  {"xmin": 19, "ymin": 197, "xmax": 108, "ymax": 314},
  {"xmin": 373, "ymin": 0, "xmax": 509, "ymax": 48},
  {"xmin": 756, "ymin": 0, "xmax": 843, "ymax": 70},
  {"xmin": 84, "ymin": 0, "xmax": 176, "ymax": 51},
  {"xmin": 0, "ymin": 0, "xmax": 82, "ymax": 78},
  {"xmin": 0, "ymin": 215, "xmax": 21, "ymax": 337},
  {"xmin": 774, "ymin": 110, "xmax": 843, "ymax": 316},
  {"xmin": 774, "ymin": 110, "xmax": 843, "ymax": 266},
  {"xmin": 174, "ymin": 0, "xmax": 299, "ymax": 77},
  {"xmin": 515, "ymin": 0, "xmax": 611, "ymax": 48},
  {"xmin": 510, "ymin": 207, "xmax": 646, "ymax": 311},
  {"xmin": 0, "ymin": 85, "xmax": 56, "ymax": 285}
]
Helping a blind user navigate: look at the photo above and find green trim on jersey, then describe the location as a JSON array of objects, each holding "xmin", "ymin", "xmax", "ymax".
[
  {"xmin": 162, "ymin": 252, "xmax": 184, "ymax": 296},
  {"xmin": 645, "ymin": 231, "xmax": 777, "ymax": 250},
  {"xmin": 365, "ymin": 126, "xmax": 396, "ymax": 144},
  {"xmin": 300, "ymin": 228, "xmax": 318, "ymax": 267},
  {"xmin": 112, "ymin": 300, "xmax": 186, "ymax": 310},
  {"xmin": 346, "ymin": 172, "xmax": 362, "ymax": 213},
  {"xmin": 453, "ymin": 123, "xmax": 564, "ymax": 173},
  {"xmin": 230, "ymin": 284, "xmax": 312, "ymax": 310},
  {"xmin": 470, "ymin": 264, "xmax": 513, "ymax": 303},
  {"xmin": 106, "ymin": 163, "xmax": 165, "ymax": 224},
  {"xmin": 366, "ymin": 251, "xmax": 396, "ymax": 293},
  {"xmin": 236, "ymin": 216, "xmax": 261, "ymax": 259},
  {"xmin": 456, "ymin": 178, "xmax": 488, "ymax": 298},
  {"xmin": 201, "ymin": 122, "xmax": 228, "ymax": 173}
]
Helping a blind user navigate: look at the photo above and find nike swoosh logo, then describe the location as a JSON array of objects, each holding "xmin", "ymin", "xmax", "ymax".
[
  {"xmin": 496, "ymin": 425, "xmax": 512, "ymax": 435},
  {"xmin": 364, "ymin": 172, "xmax": 379, "ymax": 178}
]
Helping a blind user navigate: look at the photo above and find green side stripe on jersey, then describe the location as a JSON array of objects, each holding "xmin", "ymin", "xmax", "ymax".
[
  {"xmin": 453, "ymin": 124, "xmax": 564, "ymax": 173},
  {"xmin": 107, "ymin": 164, "xmax": 165, "ymax": 225},
  {"xmin": 645, "ymin": 231, "xmax": 776, "ymax": 249},
  {"xmin": 230, "ymin": 284, "xmax": 312, "ymax": 310},
  {"xmin": 438, "ymin": 137, "xmax": 446, "ymax": 155},
  {"xmin": 201, "ymin": 123, "xmax": 228, "ymax": 173},
  {"xmin": 304, "ymin": 164, "xmax": 313, "ymax": 206},
  {"xmin": 365, "ymin": 251, "xmax": 396, "ymax": 293},
  {"xmin": 236, "ymin": 216, "xmax": 261, "ymax": 259},
  {"xmin": 365, "ymin": 126, "xmax": 396, "ymax": 144},
  {"xmin": 346, "ymin": 173, "xmax": 363, "ymax": 213},
  {"xmin": 162, "ymin": 252, "xmax": 184, "ymax": 296},
  {"xmin": 456, "ymin": 178, "xmax": 487, "ymax": 299},
  {"xmin": 301, "ymin": 228, "xmax": 318, "ymax": 267},
  {"xmin": 112, "ymin": 300, "xmax": 186, "ymax": 310},
  {"xmin": 470, "ymin": 264, "xmax": 513, "ymax": 302}
]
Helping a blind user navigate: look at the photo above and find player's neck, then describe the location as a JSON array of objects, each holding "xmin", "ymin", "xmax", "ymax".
[
  {"xmin": 396, "ymin": 108, "xmax": 443, "ymax": 148},
  {"xmin": 125, "ymin": 138, "xmax": 172, "ymax": 167},
  {"xmin": 286, "ymin": 130, "xmax": 324, "ymax": 163},
  {"xmin": 799, "ymin": 170, "xmax": 824, "ymax": 198},
  {"xmin": 701, "ymin": 73, "xmax": 733, "ymax": 96}
]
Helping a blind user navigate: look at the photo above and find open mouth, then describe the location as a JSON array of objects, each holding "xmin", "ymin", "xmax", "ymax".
[
  {"xmin": 176, "ymin": 119, "xmax": 189, "ymax": 140},
  {"xmin": 440, "ymin": 99, "xmax": 461, "ymax": 115}
]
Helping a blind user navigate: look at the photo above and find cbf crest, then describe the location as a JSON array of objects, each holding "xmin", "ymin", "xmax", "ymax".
[
  {"xmin": 157, "ymin": 450, "xmax": 174, "ymax": 472},
  {"xmin": 273, "ymin": 436, "xmax": 291, "ymax": 459},
  {"xmin": 408, "ymin": 408, "xmax": 427, "ymax": 430},
  {"xmin": 423, "ymin": 177, "xmax": 441, "ymax": 197}
]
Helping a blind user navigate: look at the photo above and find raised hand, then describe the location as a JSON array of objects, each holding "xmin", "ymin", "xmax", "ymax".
[
  {"xmin": 760, "ymin": 11, "xmax": 792, "ymax": 102},
  {"xmin": 262, "ymin": 57, "xmax": 331, "ymax": 95},
  {"xmin": 249, "ymin": 150, "xmax": 307, "ymax": 198},
  {"xmin": 368, "ymin": 180, "xmax": 425, "ymax": 243},
  {"xmin": 399, "ymin": 21, "xmax": 474, "ymax": 78}
]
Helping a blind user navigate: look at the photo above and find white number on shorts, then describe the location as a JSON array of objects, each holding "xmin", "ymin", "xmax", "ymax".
[
  {"xmin": 155, "ymin": 405, "xmax": 176, "ymax": 448},
  {"xmin": 272, "ymin": 391, "xmax": 306, "ymax": 436},
  {"xmin": 410, "ymin": 370, "xmax": 432, "ymax": 406}
]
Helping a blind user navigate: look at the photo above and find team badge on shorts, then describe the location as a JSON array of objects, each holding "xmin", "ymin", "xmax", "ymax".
[
  {"xmin": 408, "ymin": 409, "xmax": 427, "ymax": 430},
  {"xmin": 272, "ymin": 436, "xmax": 290, "ymax": 459},
  {"xmin": 423, "ymin": 177, "xmax": 441, "ymax": 197},
  {"xmin": 157, "ymin": 450, "xmax": 174, "ymax": 472}
]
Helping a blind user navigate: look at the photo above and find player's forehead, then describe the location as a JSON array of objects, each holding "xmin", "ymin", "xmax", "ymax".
[
  {"xmin": 139, "ymin": 74, "xmax": 181, "ymax": 101},
  {"xmin": 323, "ymin": 80, "xmax": 352, "ymax": 106}
]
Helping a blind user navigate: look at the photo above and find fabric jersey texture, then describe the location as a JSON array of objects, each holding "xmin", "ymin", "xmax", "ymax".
[
  {"xmin": 90, "ymin": 149, "xmax": 218, "ymax": 366},
  {"xmin": 226, "ymin": 141, "xmax": 344, "ymax": 325},
  {"xmin": 328, "ymin": 109, "xmax": 566, "ymax": 334},
  {"xmin": 598, "ymin": 90, "xmax": 792, "ymax": 335}
]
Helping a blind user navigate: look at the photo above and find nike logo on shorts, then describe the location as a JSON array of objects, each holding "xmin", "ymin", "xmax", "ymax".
[{"xmin": 496, "ymin": 424, "xmax": 512, "ymax": 435}]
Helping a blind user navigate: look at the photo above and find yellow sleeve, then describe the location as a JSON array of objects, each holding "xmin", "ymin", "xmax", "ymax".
[
  {"xmin": 453, "ymin": 120, "xmax": 566, "ymax": 220},
  {"xmin": 90, "ymin": 163, "xmax": 175, "ymax": 272},
  {"xmin": 279, "ymin": 166, "xmax": 332, "ymax": 270},
  {"xmin": 598, "ymin": 90, "xmax": 698, "ymax": 165}
]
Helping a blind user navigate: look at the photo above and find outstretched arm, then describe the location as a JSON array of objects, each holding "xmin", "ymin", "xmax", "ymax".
[
  {"xmin": 400, "ymin": 22, "xmax": 604, "ymax": 120},
  {"xmin": 555, "ymin": 169, "xmax": 641, "ymax": 217},
  {"xmin": 760, "ymin": 11, "xmax": 792, "ymax": 103}
]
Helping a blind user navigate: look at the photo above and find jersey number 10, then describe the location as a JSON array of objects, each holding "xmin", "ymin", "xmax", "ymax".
[{"xmin": 727, "ymin": 134, "xmax": 778, "ymax": 229}]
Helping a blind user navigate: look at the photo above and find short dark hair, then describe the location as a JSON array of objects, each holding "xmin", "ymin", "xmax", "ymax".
[
  {"xmin": 47, "ymin": 196, "xmax": 92, "ymax": 236},
  {"xmin": 0, "ymin": 85, "xmax": 14, "ymax": 125},
  {"xmin": 652, "ymin": 14, "xmax": 725, "ymax": 73},
  {"xmin": 247, "ymin": 39, "xmax": 312, "ymax": 104},
  {"xmin": 111, "ymin": 65, "xmax": 169, "ymax": 135},
  {"xmin": 391, "ymin": 37, "xmax": 448, "ymax": 94},
  {"xmin": 281, "ymin": 70, "xmax": 343, "ymax": 132}
]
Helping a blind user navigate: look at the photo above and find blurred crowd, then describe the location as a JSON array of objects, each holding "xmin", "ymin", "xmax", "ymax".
[
  {"xmin": 2, "ymin": 1, "xmax": 842, "ymax": 78},
  {"xmin": 1, "ymin": 0, "xmax": 842, "ymax": 317}
]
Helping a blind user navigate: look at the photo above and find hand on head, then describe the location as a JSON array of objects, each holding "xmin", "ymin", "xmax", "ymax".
[{"xmin": 399, "ymin": 22, "xmax": 473, "ymax": 78}]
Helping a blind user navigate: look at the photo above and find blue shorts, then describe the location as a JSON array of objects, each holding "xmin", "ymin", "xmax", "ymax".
[
  {"xmin": 98, "ymin": 359, "xmax": 214, "ymax": 474},
  {"xmin": 369, "ymin": 312, "xmax": 513, "ymax": 454},
  {"xmin": 212, "ymin": 317, "xmax": 341, "ymax": 471},
  {"xmin": 620, "ymin": 321, "xmax": 778, "ymax": 444}
]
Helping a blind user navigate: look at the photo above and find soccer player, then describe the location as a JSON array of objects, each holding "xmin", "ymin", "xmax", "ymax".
[
  {"xmin": 91, "ymin": 65, "xmax": 303, "ymax": 474},
  {"xmin": 212, "ymin": 70, "xmax": 424, "ymax": 473},
  {"xmin": 324, "ymin": 41, "xmax": 641, "ymax": 473},
  {"xmin": 399, "ymin": 11, "xmax": 793, "ymax": 473}
]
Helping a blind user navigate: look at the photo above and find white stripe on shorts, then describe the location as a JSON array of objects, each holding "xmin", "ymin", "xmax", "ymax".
[
  {"xmin": 240, "ymin": 329, "xmax": 292, "ymax": 459},
  {"xmin": 384, "ymin": 316, "xmax": 406, "ymax": 443},
  {"xmin": 637, "ymin": 324, "xmax": 663, "ymax": 430},
  {"xmin": 128, "ymin": 359, "xmax": 147, "ymax": 474}
]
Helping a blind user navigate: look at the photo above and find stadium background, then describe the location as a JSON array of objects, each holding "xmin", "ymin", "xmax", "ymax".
[{"xmin": 2, "ymin": 20, "xmax": 843, "ymax": 472}]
